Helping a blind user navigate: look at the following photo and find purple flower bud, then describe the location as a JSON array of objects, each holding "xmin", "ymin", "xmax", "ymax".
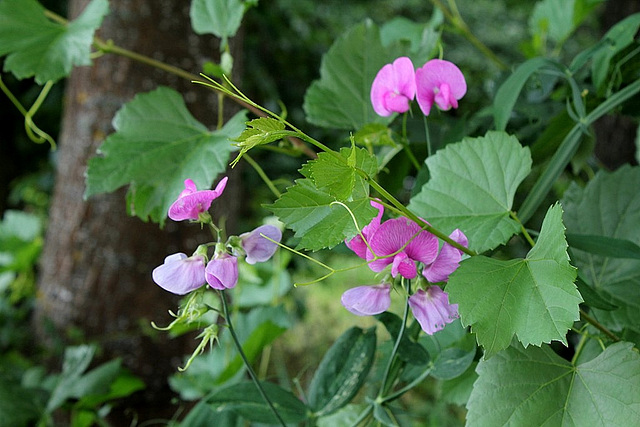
[
  {"xmin": 415, "ymin": 59, "xmax": 466, "ymax": 116},
  {"xmin": 341, "ymin": 283, "xmax": 391, "ymax": 316},
  {"xmin": 152, "ymin": 252, "xmax": 206, "ymax": 295},
  {"xmin": 408, "ymin": 287, "xmax": 459, "ymax": 335},
  {"xmin": 370, "ymin": 57, "xmax": 416, "ymax": 117},
  {"xmin": 168, "ymin": 177, "xmax": 227, "ymax": 221},
  {"xmin": 240, "ymin": 225, "xmax": 282, "ymax": 264},
  {"xmin": 205, "ymin": 253, "xmax": 238, "ymax": 290}
]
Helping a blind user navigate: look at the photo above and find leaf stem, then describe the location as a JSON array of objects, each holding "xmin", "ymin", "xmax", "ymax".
[
  {"xmin": 579, "ymin": 308, "xmax": 620, "ymax": 343},
  {"xmin": 510, "ymin": 211, "xmax": 536, "ymax": 247},
  {"xmin": 243, "ymin": 154, "xmax": 281, "ymax": 198},
  {"xmin": 219, "ymin": 290, "xmax": 287, "ymax": 426}
]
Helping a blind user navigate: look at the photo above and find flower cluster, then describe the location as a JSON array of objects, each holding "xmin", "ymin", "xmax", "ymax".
[
  {"xmin": 152, "ymin": 177, "xmax": 282, "ymax": 295},
  {"xmin": 342, "ymin": 201, "xmax": 467, "ymax": 335},
  {"xmin": 370, "ymin": 57, "xmax": 466, "ymax": 117}
]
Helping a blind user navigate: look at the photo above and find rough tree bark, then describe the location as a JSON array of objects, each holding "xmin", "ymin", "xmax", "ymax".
[{"xmin": 34, "ymin": 0, "xmax": 242, "ymax": 420}]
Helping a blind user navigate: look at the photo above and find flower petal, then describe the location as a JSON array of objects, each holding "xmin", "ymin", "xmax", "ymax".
[
  {"xmin": 415, "ymin": 59, "xmax": 466, "ymax": 116},
  {"xmin": 241, "ymin": 224, "xmax": 282, "ymax": 264},
  {"xmin": 371, "ymin": 57, "xmax": 416, "ymax": 116},
  {"xmin": 168, "ymin": 177, "xmax": 228, "ymax": 221},
  {"xmin": 423, "ymin": 229, "xmax": 468, "ymax": 283},
  {"xmin": 408, "ymin": 287, "xmax": 459, "ymax": 335},
  {"xmin": 152, "ymin": 252, "xmax": 206, "ymax": 295},
  {"xmin": 205, "ymin": 255, "xmax": 238, "ymax": 290},
  {"xmin": 341, "ymin": 284, "xmax": 391, "ymax": 316},
  {"xmin": 345, "ymin": 200, "xmax": 384, "ymax": 259},
  {"xmin": 391, "ymin": 252, "xmax": 417, "ymax": 279}
]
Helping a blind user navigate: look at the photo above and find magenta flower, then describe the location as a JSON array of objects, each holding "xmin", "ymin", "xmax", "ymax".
[
  {"xmin": 415, "ymin": 59, "xmax": 466, "ymax": 116},
  {"xmin": 205, "ymin": 253, "xmax": 238, "ymax": 290},
  {"xmin": 423, "ymin": 229, "xmax": 468, "ymax": 283},
  {"xmin": 345, "ymin": 200, "xmax": 384, "ymax": 259},
  {"xmin": 371, "ymin": 57, "xmax": 416, "ymax": 117},
  {"xmin": 341, "ymin": 283, "xmax": 391, "ymax": 316},
  {"xmin": 152, "ymin": 253, "xmax": 206, "ymax": 295},
  {"xmin": 408, "ymin": 286, "xmax": 459, "ymax": 335},
  {"xmin": 241, "ymin": 224, "xmax": 282, "ymax": 264},
  {"xmin": 168, "ymin": 177, "xmax": 228, "ymax": 221},
  {"xmin": 366, "ymin": 217, "xmax": 439, "ymax": 279}
]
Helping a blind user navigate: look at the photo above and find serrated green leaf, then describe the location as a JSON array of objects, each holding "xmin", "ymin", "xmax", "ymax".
[
  {"xmin": 267, "ymin": 178, "xmax": 376, "ymax": 251},
  {"xmin": 308, "ymin": 327, "xmax": 376, "ymax": 417},
  {"xmin": 0, "ymin": 0, "xmax": 108, "ymax": 84},
  {"xmin": 85, "ymin": 86, "xmax": 247, "ymax": 223},
  {"xmin": 562, "ymin": 166, "xmax": 640, "ymax": 332},
  {"xmin": 467, "ymin": 341, "xmax": 640, "ymax": 426},
  {"xmin": 206, "ymin": 381, "xmax": 308, "ymax": 424},
  {"xmin": 231, "ymin": 118, "xmax": 291, "ymax": 166},
  {"xmin": 408, "ymin": 131, "xmax": 532, "ymax": 253},
  {"xmin": 189, "ymin": 0, "xmax": 245, "ymax": 39},
  {"xmin": 309, "ymin": 147, "xmax": 377, "ymax": 201},
  {"xmin": 303, "ymin": 20, "xmax": 394, "ymax": 130},
  {"xmin": 447, "ymin": 204, "xmax": 581, "ymax": 357}
]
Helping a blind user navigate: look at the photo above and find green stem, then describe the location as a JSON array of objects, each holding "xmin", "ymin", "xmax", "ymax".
[
  {"xmin": 380, "ymin": 364, "xmax": 433, "ymax": 404},
  {"xmin": 429, "ymin": 0, "xmax": 508, "ymax": 70},
  {"xmin": 510, "ymin": 211, "xmax": 536, "ymax": 248},
  {"xmin": 401, "ymin": 113, "xmax": 421, "ymax": 171},
  {"xmin": 579, "ymin": 308, "xmax": 620, "ymax": 343},
  {"xmin": 243, "ymin": 154, "xmax": 281, "ymax": 198},
  {"xmin": 367, "ymin": 178, "xmax": 476, "ymax": 256},
  {"xmin": 220, "ymin": 290, "xmax": 287, "ymax": 426},
  {"xmin": 571, "ymin": 333, "xmax": 588, "ymax": 365},
  {"xmin": 352, "ymin": 405, "xmax": 374, "ymax": 427},
  {"xmin": 423, "ymin": 115, "xmax": 432, "ymax": 158},
  {"xmin": 378, "ymin": 279, "xmax": 411, "ymax": 397}
]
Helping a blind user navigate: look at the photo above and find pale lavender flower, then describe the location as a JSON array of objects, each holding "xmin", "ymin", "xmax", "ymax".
[
  {"xmin": 205, "ymin": 253, "xmax": 238, "ymax": 290},
  {"xmin": 423, "ymin": 229, "xmax": 468, "ymax": 283},
  {"xmin": 415, "ymin": 59, "xmax": 466, "ymax": 116},
  {"xmin": 366, "ymin": 217, "xmax": 439, "ymax": 279},
  {"xmin": 371, "ymin": 57, "xmax": 416, "ymax": 116},
  {"xmin": 152, "ymin": 252, "xmax": 206, "ymax": 295},
  {"xmin": 341, "ymin": 283, "xmax": 392, "ymax": 316},
  {"xmin": 345, "ymin": 200, "xmax": 384, "ymax": 259},
  {"xmin": 241, "ymin": 224, "xmax": 282, "ymax": 264},
  {"xmin": 408, "ymin": 286, "xmax": 459, "ymax": 335},
  {"xmin": 168, "ymin": 177, "xmax": 228, "ymax": 221}
]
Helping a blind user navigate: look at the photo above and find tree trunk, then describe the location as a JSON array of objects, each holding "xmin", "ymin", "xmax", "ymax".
[{"xmin": 34, "ymin": 0, "xmax": 242, "ymax": 421}]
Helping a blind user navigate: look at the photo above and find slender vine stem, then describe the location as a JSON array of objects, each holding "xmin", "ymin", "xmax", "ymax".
[
  {"xmin": 243, "ymin": 154, "xmax": 281, "ymax": 198},
  {"xmin": 429, "ymin": 0, "xmax": 508, "ymax": 70},
  {"xmin": 219, "ymin": 290, "xmax": 287, "ymax": 426},
  {"xmin": 510, "ymin": 211, "xmax": 536, "ymax": 248},
  {"xmin": 579, "ymin": 309, "xmax": 620, "ymax": 343}
]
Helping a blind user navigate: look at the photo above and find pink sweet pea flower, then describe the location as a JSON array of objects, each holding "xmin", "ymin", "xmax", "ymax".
[
  {"xmin": 205, "ymin": 253, "xmax": 238, "ymax": 290},
  {"xmin": 415, "ymin": 59, "xmax": 466, "ymax": 116},
  {"xmin": 422, "ymin": 229, "xmax": 468, "ymax": 283},
  {"xmin": 366, "ymin": 217, "xmax": 439, "ymax": 279},
  {"xmin": 152, "ymin": 252, "xmax": 206, "ymax": 295},
  {"xmin": 168, "ymin": 177, "xmax": 228, "ymax": 221},
  {"xmin": 341, "ymin": 283, "xmax": 391, "ymax": 316},
  {"xmin": 408, "ymin": 286, "xmax": 459, "ymax": 335},
  {"xmin": 371, "ymin": 57, "xmax": 416, "ymax": 117},
  {"xmin": 345, "ymin": 200, "xmax": 384, "ymax": 259},
  {"xmin": 241, "ymin": 224, "xmax": 282, "ymax": 264}
]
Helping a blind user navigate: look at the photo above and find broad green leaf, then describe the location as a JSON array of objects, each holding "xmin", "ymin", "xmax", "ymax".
[
  {"xmin": 431, "ymin": 347, "xmax": 475, "ymax": 381},
  {"xmin": 309, "ymin": 147, "xmax": 377, "ymax": 201},
  {"xmin": 231, "ymin": 117, "xmax": 292, "ymax": 166},
  {"xmin": 439, "ymin": 361, "xmax": 478, "ymax": 406},
  {"xmin": 591, "ymin": 13, "xmax": 640, "ymax": 93},
  {"xmin": 0, "ymin": 378, "xmax": 44, "ymax": 426},
  {"xmin": 268, "ymin": 178, "xmax": 376, "ymax": 251},
  {"xmin": 562, "ymin": 166, "xmax": 640, "ymax": 332},
  {"xmin": 206, "ymin": 381, "xmax": 308, "ymax": 424},
  {"xmin": 189, "ymin": 0, "xmax": 245, "ymax": 39},
  {"xmin": 379, "ymin": 16, "xmax": 440, "ymax": 65},
  {"xmin": 467, "ymin": 341, "xmax": 640, "ymax": 426},
  {"xmin": 85, "ymin": 86, "xmax": 247, "ymax": 223},
  {"xmin": 303, "ymin": 20, "xmax": 394, "ymax": 130},
  {"xmin": 493, "ymin": 57, "xmax": 561, "ymax": 131},
  {"xmin": 47, "ymin": 345, "xmax": 96, "ymax": 411},
  {"xmin": 308, "ymin": 327, "xmax": 376, "ymax": 417},
  {"xmin": 0, "ymin": 0, "xmax": 108, "ymax": 84},
  {"xmin": 353, "ymin": 123, "xmax": 395, "ymax": 148},
  {"xmin": 529, "ymin": 0, "xmax": 575, "ymax": 44},
  {"xmin": 408, "ymin": 131, "xmax": 532, "ymax": 253},
  {"xmin": 447, "ymin": 204, "xmax": 581, "ymax": 357},
  {"xmin": 317, "ymin": 404, "xmax": 367, "ymax": 427},
  {"xmin": 566, "ymin": 234, "xmax": 640, "ymax": 260}
]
